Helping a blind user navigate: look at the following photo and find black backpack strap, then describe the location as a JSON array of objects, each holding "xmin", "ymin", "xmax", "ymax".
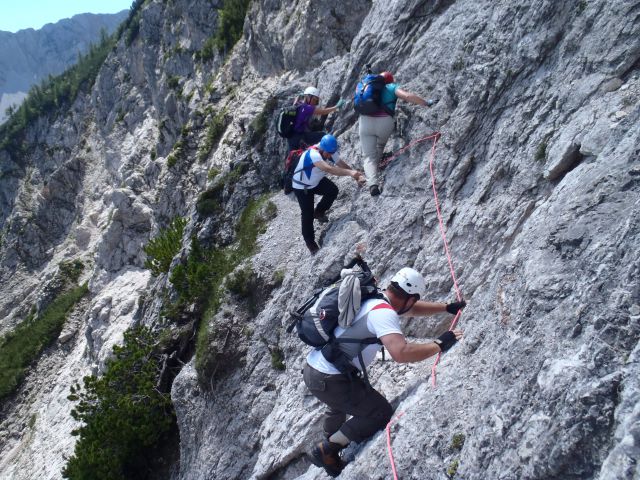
[{"xmin": 357, "ymin": 351, "xmax": 372, "ymax": 389}]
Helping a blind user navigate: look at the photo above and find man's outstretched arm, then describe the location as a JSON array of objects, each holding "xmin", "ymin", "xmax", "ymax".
[{"xmin": 381, "ymin": 330, "xmax": 463, "ymax": 363}]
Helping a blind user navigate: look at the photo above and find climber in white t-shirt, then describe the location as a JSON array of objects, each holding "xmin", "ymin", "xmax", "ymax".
[{"xmin": 304, "ymin": 267, "xmax": 466, "ymax": 477}]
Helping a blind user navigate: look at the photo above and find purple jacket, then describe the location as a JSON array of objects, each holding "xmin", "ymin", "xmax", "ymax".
[{"xmin": 293, "ymin": 103, "xmax": 316, "ymax": 133}]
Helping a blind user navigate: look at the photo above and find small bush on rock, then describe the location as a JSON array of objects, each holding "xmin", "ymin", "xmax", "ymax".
[
  {"xmin": 143, "ymin": 217, "xmax": 187, "ymax": 275},
  {"xmin": 63, "ymin": 327, "xmax": 175, "ymax": 480}
]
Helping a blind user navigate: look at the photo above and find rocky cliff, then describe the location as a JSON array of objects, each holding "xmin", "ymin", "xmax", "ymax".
[
  {"xmin": 0, "ymin": 11, "xmax": 129, "ymax": 123},
  {"xmin": 0, "ymin": 0, "xmax": 638, "ymax": 479}
]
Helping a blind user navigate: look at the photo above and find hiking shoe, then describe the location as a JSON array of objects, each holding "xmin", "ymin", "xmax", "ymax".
[
  {"xmin": 313, "ymin": 210, "xmax": 329, "ymax": 223},
  {"xmin": 308, "ymin": 440, "xmax": 345, "ymax": 477},
  {"xmin": 369, "ymin": 185, "xmax": 381, "ymax": 197},
  {"xmin": 306, "ymin": 241, "xmax": 320, "ymax": 255}
]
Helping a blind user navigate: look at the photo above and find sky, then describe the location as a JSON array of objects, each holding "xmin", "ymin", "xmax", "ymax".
[{"xmin": 0, "ymin": 0, "xmax": 132, "ymax": 33}]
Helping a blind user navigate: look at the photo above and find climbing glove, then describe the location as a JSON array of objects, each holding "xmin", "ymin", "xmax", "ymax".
[
  {"xmin": 446, "ymin": 299, "xmax": 466, "ymax": 315},
  {"xmin": 336, "ymin": 99, "xmax": 345, "ymax": 110},
  {"xmin": 434, "ymin": 331, "xmax": 458, "ymax": 353},
  {"xmin": 426, "ymin": 98, "xmax": 439, "ymax": 107}
]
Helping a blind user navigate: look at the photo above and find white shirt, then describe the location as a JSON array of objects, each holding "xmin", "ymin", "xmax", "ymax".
[
  {"xmin": 292, "ymin": 146, "xmax": 340, "ymax": 190},
  {"xmin": 307, "ymin": 298, "xmax": 402, "ymax": 375}
]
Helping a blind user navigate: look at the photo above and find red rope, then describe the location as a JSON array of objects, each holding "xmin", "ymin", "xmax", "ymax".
[
  {"xmin": 385, "ymin": 132, "xmax": 464, "ymax": 478},
  {"xmin": 379, "ymin": 132, "xmax": 441, "ymax": 169},
  {"xmin": 386, "ymin": 412, "xmax": 405, "ymax": 480},
  {"xmin": 427, "ymin": 132, "xmax": 463, "ymax": 387}
]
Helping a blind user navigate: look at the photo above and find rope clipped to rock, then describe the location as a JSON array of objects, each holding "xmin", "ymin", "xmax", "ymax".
[{"xmin": 384, "ymin": 132, "xmax": 464, "ymax": 479}]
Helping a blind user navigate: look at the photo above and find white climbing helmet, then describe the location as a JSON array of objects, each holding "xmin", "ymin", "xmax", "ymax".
[
  {"xmin": 390, "ymin": 267, "xmax": 426, "ymax": 298},
  {"xmin": 304, "ymin": 86, "xmax": 320, "ymax": 98}
]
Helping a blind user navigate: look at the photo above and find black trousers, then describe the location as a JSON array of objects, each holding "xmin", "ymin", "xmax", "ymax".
[
  {"xmin": 293, "ymin": 178, "xmax": 338, "ymax": 244},
  {"xmin": 288, "ymin": 131, "xmax": 325, "ymax": 151},
  {"xmin": 303, "ymin": 363, "xmax": 393, "ymax": 443}
]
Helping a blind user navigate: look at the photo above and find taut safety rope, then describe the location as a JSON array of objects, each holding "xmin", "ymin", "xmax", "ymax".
[{"xmin": 384, "ymin": 132, "xmax": 464, "ymax": 479}]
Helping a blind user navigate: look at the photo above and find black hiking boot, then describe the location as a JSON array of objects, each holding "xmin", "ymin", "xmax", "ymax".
[
  {"xmin": 306, "ymin": 240, "xmax": 320, "ymax": 255},
  {"xmin": 313, "ymin": 210, "xmax": 329, "ymax": 223},
  {"xmin": 308, "ymin": 439, "xmax": 345, "ymax": 477},
  {"xmin": 369, "ymin": 185, "xmax": 381, "ymax": 197}
]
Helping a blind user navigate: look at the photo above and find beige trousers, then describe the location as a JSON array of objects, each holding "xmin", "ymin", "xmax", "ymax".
[{"xmin": 358, "ymin": 114, "xmax": 395, "ymax": 186}]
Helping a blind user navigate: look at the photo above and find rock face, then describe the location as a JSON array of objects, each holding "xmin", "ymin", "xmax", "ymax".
[
  {"xmin": 0, "ymin": 11, "xmax": 129, "ymax": 123},
  {"xmin": 0, "ymin": 0, "xmax": 639, "ymax": 479}
]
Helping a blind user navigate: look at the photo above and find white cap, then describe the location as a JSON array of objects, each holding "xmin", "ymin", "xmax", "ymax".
[
  {"xmin": 304, "ymin": 86, "xmax": 320, "ymax": 97},
  {"xmin": 390, "ymin": 267, "xmax": 426, "ymax": 297}
]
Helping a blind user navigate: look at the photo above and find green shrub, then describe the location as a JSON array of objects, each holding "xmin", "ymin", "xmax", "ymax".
[
  {"xmin": 197, "ymin": 110, "xmax": 228, "ymax": 162},
  {"xmin": 226, "ymin": 265, "xmax": 254, "ymax": 298},
  {"xmin": 196, "ymin": 185, "xmax": 224, "ymax": 216},
  {"xmin": 447, "ymin": 458, "xmax": 459, "ymax": 478},
  {"xmin": 451, "ymin": 433, "xmax": 465, "ymax": 450},
  {"xmin": 58, "ymin": 259, "xmax": 85, "ymax": 285},
  {"xmin": 535, "ymin": 141, "xmax": 547, "ymax": 162},
  {"xmin": 0, "ymin": 284, "xmax": 88, "ymax": 401},
  {"xmin": 272, "ymin": 269, "xmax": 285, "ymax": 287},
  {"xmin": 270, "ymin": 347, "xmax": 285, "ymax": 371},
  {"xmin": 248, "ymin": 96, "xmax": 277, "ymax": 144},
  {"xmin": 116, "ymin": 0, "xmax": 146, "ymax": 46},
  {"xmin": 167, "ymin": 76, "xmax": 181, "ymax": 90},
  {"xmin": 166, "ymin": 139, "xmax": 185, "ymax": 168},
  {"xmin": 167, "ymin": 196, "xmax": 274, "ymax": 381},
  {"xmin": 63, "ymin": 327, "xmax": 175, "ymax": 480},
  {"xmin": 213, "ymin": 0, "xmax": 252, "ymax": 54},
  {"xmin": 208, "ymin": 167, "xmax": 221, "ymax": 180},
  {"xmin": 198, "ymin": 36, "xmax": 218, "ymax": 62},
  {"xmin": 195, "ymin": 163, "xmax": 250, "ymax": 216},
  {"xmin": 143, "ymin": 217, "xmax": 187, "ymax": 275}
]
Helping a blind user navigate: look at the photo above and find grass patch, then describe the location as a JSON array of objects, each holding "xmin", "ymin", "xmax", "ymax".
[
  {"xmin": 0, "ymin": 284, "xmax": 88, "ymax": 402},
  {"xmin": 143, "ymin": 217, "xmax": 187, "ymax": 276},
  {"xmin": 63, "ymin": 327, "xmax": 175, "ymax": 480}
]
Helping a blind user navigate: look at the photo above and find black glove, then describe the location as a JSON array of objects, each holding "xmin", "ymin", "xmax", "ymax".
[
  {"xmin": 446, "ymin": 299, "xmax": 466, "ymax": 315},
  {"xmin": 434, "ymin": 331, "xmax": 458, "ymax": 353}
]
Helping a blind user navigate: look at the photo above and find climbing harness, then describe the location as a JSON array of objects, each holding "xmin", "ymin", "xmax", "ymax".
[{"xmin": 385, "ymin": 132, "xmax": 464, "ymax": 479}]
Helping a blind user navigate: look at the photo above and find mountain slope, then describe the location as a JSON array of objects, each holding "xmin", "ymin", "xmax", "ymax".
[{"xmin": 0, "ymin": 11, "xmax": 128, "ymax": 123}]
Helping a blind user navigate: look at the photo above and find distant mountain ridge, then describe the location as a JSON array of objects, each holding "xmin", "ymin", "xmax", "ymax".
[{"xmin": 0, "ymin": 11, "xmax": 129, "ymax": 123}]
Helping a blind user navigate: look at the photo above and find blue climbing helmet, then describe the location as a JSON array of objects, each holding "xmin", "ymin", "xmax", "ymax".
[{"xmin": 319, "ymin": 134, "xmax": 338, "ymax": 154}]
